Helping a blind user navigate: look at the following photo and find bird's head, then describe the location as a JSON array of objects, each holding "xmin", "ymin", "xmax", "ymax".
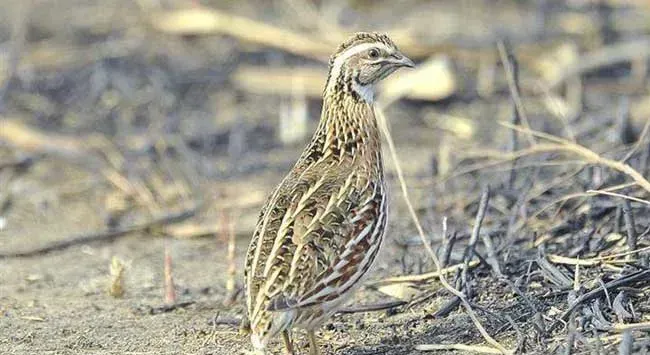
[{"xmin": 325, "ymin": 32, "xmax": 414, "ymax": 103}]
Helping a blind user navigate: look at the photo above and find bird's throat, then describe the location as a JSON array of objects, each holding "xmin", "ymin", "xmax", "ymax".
[{"xmin": 316, "ymin": 93, "xmax": 382, "ymax": 160}]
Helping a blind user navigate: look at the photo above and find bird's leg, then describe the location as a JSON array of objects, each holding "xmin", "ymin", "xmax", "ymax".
[
  {"xmin": 239, "ymin": 317, "xmax": 251, "ymax": 335},
  {"xmin": 307, "ymin": 330, "xmax": 321, "ymax": 355},
  {"xmin": 281, "ymin": 330, "xmax": 295, "ymax": 355}
]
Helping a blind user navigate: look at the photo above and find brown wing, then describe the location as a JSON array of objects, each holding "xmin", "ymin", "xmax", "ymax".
[
  {"xmin": 281, "ymin": 175, "xmax": 386, "ymax": 310},
  {"xmin": 249, "ymin": 164, "xmax": 385, "ymax": 316}
]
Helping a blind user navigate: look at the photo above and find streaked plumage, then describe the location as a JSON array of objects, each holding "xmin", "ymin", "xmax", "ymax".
[{"xmin": 244, "ymin": 32, "xmax": 414, "ymax": 354}]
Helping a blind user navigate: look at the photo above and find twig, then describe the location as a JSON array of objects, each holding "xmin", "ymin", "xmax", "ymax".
[
  {"xmin": 164, "ymin": 243, "xmax": 176, "ymax": 304},
  {"xmin": 440, "ymin": 218, "xmax": 456, "ymax": 267},
  {"xmin": 108, "ymin": 256, "xmax": 126, "ymax": 298},
  {"xmin": 207, "ymin": 314, "xmax": 241, "ymax": 327},
  {"xmin": 0, "ymin": 203, "xmax": 200, "ymax": 258},
  {"xmin": 502, "ymin": 42, "xmax": 521, "ymax": 188},
  {"xmin": 433, "ymin": 294, "xmax": 462, "ymax": 319},
  {"xmin": 565, "ymin": 299, "xmax": 577, "ymax": 355},
  {"xmin": 463, "ymin": 187, "xmax": 503, "ymax": 298},
  {"xmin": 497, "ymin": 40, "xmax": 535, "ymax": 147},
  {"xmin": 615, "ymin": 96, "xmax": 635, "ymax": 145},
  {"xmin": 136, "ymin": 301, "xmax": 195, "ymax": 315},
  {"xmin": 416, "ymin": 344, "xmax": 505, "ymax": 354},
  {"xmin": 621, "ymin": 200, "xmax": 637, "ymax": 252},
  {"xmin": 338, "ymin": 300, "xmax": 407, "ymax": 314}
]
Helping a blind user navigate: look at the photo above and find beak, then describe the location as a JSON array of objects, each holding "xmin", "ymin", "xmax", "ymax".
[{"xmin": 388, "ymin": 53, "xmax": 415, "ymax": 68}]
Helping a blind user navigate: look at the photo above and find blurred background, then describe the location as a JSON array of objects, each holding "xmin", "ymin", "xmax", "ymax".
[{"xmin": 1, "ymin": 0, "xmax": 650, "ymax": 354}]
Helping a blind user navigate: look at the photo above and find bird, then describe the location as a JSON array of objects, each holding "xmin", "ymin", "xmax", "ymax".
[{"xmin": 243, "ymin": 32, "xmax": 414, "ymax": 355}]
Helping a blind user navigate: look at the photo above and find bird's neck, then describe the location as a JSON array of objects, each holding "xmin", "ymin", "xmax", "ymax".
[{"xmin": 310, "ymin": 90, "xmax": 382, "ymax": 161}]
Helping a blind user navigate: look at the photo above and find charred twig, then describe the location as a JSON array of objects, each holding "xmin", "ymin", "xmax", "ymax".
[
  {"xmin": 338, "ymin": 300, "xmax": 407, "ymax": 314},
  {"xmin": 502, "ymin": 42, "xmax": 521, "ymax": 189},
  {"xmin": 615, "ymin": 205, "xmax": 623, "ymax": 234},
  {"xmin": 497, "ymin": 40, "xmax": 535, "ymax": 147},
  {"xmin": 416, "ymin": 343, "xmax": 505, "ymax": 354},
  {"xmin": 613, "ymin": 291, "xmax": 634, "ymax": 322},
  {"xmin": 616, "ymin": 97, "xmax": 636, "ymax": 145},
  {"xmin": 0, "ymin": 154, "xmax": 40, "ymax": 171},
  {"xmin": 621, "ymin": 200, "xmax": 637, "ymax": 252},
  {"xmin": 463, "ymin": 198, "xmax": 489, "ymax": 258},
  {"xmin": 207, "ymin": 315, "xmax": 242, "ymax": 327},
  {"xmin": 438, "ymin": 216, "xmax": 451, "ymax": 267},
  {"xmin": 440, "ymin": 189, "xmax": 491, "ymax": 321},
  {"xmin": 433, "ymin": 296, "xmax": 462, "ymax": 318},
  {"xmin": 564, "ymin": 305, "xmax": 577, "ymax": 355},
  {"xmin": 552, "ymin": 270, "xmax": 650, "ymax": 329},
  {"xmin": 464, "ymin": 187, "xmax": 492, "ymax": 273},
  {"xmin": 135, "ymin": 301, "xmax": 196, "ymax": 315},
  {"xmin": 0, "ymin": 203, "xmax": 200, "ymax": 258},
  {"xmin": 537, "ymin": 251, "xmax": 573, "ymax": 288}
]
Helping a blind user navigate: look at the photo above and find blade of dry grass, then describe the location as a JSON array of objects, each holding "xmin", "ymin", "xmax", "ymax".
[
  {"xmin": 496, "ymin": 123, "xmax": 650, "ymax": 193},
  {"xmin": 376, "ymin": 107, "xmax": 511, "ymax": 354}
]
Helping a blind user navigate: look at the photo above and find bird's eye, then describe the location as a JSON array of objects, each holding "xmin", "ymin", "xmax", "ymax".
[{"xmin": 368, "ymin": 48, "xmax": 379, "ymax": 59}]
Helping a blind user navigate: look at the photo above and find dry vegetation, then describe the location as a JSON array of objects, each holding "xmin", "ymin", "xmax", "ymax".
[{"xmin": 1, "ymin": 0, "xmax": 650, "ymax": 354}]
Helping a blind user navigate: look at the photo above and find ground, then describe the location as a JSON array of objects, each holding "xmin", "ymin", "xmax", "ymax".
[{"xmin": 1, "ymin": 1, "xmax": 650, "ymax": 354}]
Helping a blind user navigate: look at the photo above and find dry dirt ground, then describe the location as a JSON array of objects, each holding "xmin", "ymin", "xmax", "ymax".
[
  {"xmin": 2, "ymin": 1, "xmax": 650, "ymax": 355},
  {"xmin": 0, "ymin": 151, "xmax": 486, "ymax": 355}
]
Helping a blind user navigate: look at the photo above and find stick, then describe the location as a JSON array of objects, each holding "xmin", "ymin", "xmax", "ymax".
[
  {"xmin": 338, "ymin": 300, "xmax": 407, "ymax": 314},
  {"xmin": 621, "ymin": 200, "xmax": 637, "ymax": 252},
  {"xmin": 501, "ymin": 41, "xmax": 522, "ymax": 188},
  {"xmin": 0, "ymin": 203, "xmax": 200, "ymax": 258},
  {"xmin": 497, "ymin": 40, "xmax": 535, "ymax": 147},
  {"xmin": 164, "ymin": 243, "xmax": 176, "ymax": 304},
  {"xmin": 416, "ymin": 344, "xmax": 505, "ymax": 354}
]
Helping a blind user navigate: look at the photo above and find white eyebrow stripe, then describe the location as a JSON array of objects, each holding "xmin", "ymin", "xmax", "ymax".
[{"xmin": 325, "ymin": 42, "xmax": 393, "ymax": 93}]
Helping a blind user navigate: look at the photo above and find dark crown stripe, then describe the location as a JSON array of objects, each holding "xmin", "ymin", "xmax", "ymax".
[{"xmin": 328, "ymin": 32, "xmax": 395, "ymax": 68}]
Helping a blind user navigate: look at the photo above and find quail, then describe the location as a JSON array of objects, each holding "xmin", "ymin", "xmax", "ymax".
[{"xmin": 244, "ymin": 32, "xmax": 414, "ymax": 354}]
